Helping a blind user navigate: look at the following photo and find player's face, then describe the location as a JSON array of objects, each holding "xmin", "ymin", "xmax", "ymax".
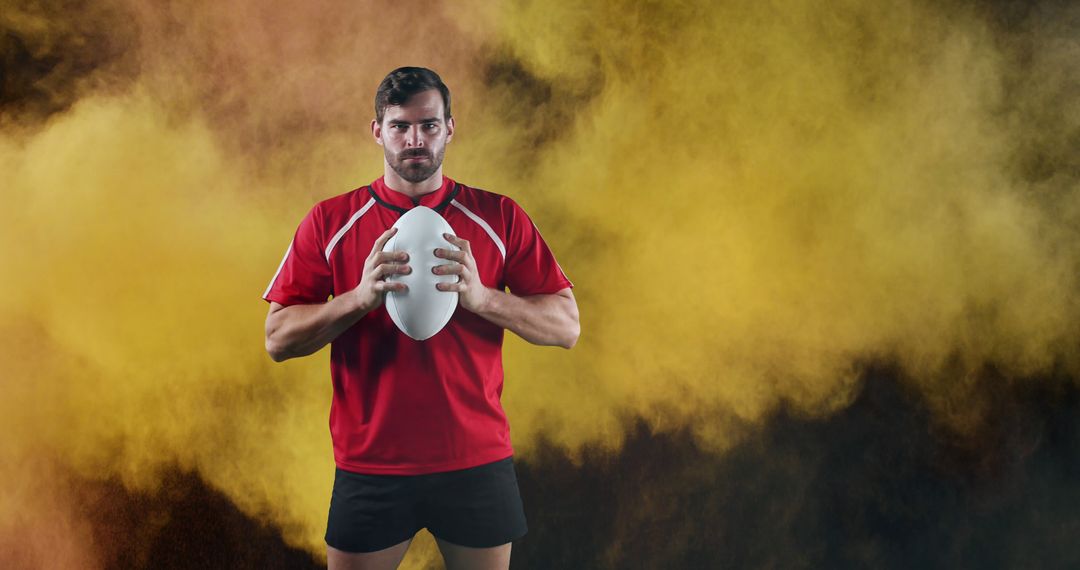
[{"xmin": 374, "ymin": 89, "xmax": 454, "ymax": 184}]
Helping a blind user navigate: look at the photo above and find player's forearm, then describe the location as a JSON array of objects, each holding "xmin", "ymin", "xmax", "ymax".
[
  {"xmin": 265, "ymin": 292, "xmax": 368, "ymax": 362},
  {"xmin": 474, "ymin": 289, "xmax": 580, "ymax": 349}
]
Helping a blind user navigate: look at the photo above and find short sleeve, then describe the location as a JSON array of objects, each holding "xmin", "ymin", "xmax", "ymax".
[
  {"xmin": 262, "ymin": 205, "xmax": 334, "ymax": 306},
  {"xmin": 502, "ymin": 198, "xmax": 574, "ymax": 296}
]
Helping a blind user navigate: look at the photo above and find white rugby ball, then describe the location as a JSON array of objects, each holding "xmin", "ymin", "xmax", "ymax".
[{"xmin": 382, "ymin": 206, "xmax": 460, "ymax": 340}]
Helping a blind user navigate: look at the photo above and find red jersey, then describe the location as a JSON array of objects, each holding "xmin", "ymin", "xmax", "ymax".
[{"xmin": 262, "ymin": 175, "xmax": 573, "ymax": 475}]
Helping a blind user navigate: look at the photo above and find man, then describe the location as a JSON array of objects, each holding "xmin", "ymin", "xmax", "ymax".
[{"xmin": 262, "ymin": 67, "xmax": 579, "ymax": 570}]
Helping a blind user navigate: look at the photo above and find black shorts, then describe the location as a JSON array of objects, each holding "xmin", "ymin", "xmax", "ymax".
[{"xmin": 325, "ymin": 455, "xmax": 528, "ymax": 553}]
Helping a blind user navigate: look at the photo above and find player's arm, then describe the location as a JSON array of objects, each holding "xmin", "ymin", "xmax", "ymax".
[
  {"xmin": 435, "ymin": 234, "xmax": 580, "ymax": 349},
  {"xmin": 265, "ymin": 227, "xmax": 410, "ymax": 362},
  {"xmin": 265, "ymin": 296, "xmax": 365, "ymax": 362},
  {"xmin": 474, "ymin": 287, "xmax": 580, "ymax": 349}
]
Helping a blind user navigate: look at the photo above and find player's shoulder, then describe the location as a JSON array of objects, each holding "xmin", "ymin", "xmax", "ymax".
[
  {"xmin": 453, "ymin": 179, "xmax": 527, "ymax": 219},
  {"xmin": 304, "ymin": 185, "xmax": 373, "ymax": 233},
  {"xmin": 455, "ymin": 180, "xmax": 504, "ymax": 203},
  {"xmin": 313, "ymin": 185, "xmax": 370, "ymax": 216}
]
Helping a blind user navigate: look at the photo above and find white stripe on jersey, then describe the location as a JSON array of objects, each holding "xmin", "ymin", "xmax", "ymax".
[
  {"xmin": 324, "ymin": 198, "xmax": 377, "ymax": 261},
  {"xmin": 450, "ymin": 199, "xmax": 506, "ymax": 260},
  {"xmin": 263, "ymin": 239, "xmax": 294, "ymax": 300}
]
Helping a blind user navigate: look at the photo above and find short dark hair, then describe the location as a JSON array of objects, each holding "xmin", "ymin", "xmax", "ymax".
[{"xmin": 374, "ymin": 67, "xmax": 452, "ymax": 124}]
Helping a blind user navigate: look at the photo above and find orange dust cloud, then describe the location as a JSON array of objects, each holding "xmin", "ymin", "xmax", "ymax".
[{"xmin": 1, "ymin": 0, "xmax": 1078, "ymax": 567}]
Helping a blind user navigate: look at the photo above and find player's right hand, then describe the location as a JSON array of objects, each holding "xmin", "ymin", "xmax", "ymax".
[{"xmin": 351, "ymin": 227, "xmax": 410, "ymax": 313}]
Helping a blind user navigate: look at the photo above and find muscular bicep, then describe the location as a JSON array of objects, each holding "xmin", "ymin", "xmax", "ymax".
[
  {"xmin": 557, "ymin": 288, "xmax": 577, "ymax": 316},
  {"xmin": 525, "ymin": 287, "xmax": 579, "ymax": 348},
  {"xmin": 265, "ymin": 301, "xmax": 288, "ymax": 339},
  {"xmin": 537, "ymin": 287, "xmax": 578, "ymax": 322},
  {"xmin": 267, "ymin": 301, "xmax": 286, "ymax": 325}
]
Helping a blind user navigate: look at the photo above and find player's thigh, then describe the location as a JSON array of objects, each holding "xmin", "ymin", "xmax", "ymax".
[
  {"xmin": 434, "ymin": 536, "xmax": 511, "ymax": 570},
  {"xmin": 327, "ymin": 536, "xmax": 414, "ymax": 570}
]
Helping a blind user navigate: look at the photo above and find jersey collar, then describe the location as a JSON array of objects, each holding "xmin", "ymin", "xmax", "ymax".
[{"xmin": 370, "ymin": 175, "xmax": 458, "ymax": 214}]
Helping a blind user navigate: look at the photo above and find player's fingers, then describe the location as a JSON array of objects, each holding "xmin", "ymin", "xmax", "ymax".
[
  {"xmin": 373, "ymin": 250, "xmax": 409, "ymax": 266},
  {"xmin": 437, "ymin": 281, "xmax": 463, "ymax": 292},
  {"xmin": 377, "ymin": 282, "xmax": 407, "ymax": 293},
  {"xmin": 434, "ymin": 248, "xmax": 465, "ymax": 263},
  {"xmin": 376, "ymin": 280, "xmax": 407, "ymax": 292},
  {"xmin": 377, "ymin": 263, "xmax": 411, "ymax": 279},
  {"xmin": 442, "ymin": 233, "xmax": 469, "ymax": 251},
  {"xmin": 374, "ymin": 263, "xmax": 394, "ymax": 281},
  {"xmin": 369, "ymin": 227, "xmax": 399, "ymax": 257},
  {"xmin": 432, "ymin": 263, "xmax": 463, "ymax": 275}
]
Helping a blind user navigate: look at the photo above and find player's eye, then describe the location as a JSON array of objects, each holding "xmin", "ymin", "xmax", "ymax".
[{"xmin": 424, "ymin": 123, "xmax": 438, "ymax": 130}]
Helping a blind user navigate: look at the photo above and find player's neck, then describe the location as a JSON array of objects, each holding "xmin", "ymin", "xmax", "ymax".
[{"xmin": 382, "ymin": 166, "xmax": 444, "ymax": 198}]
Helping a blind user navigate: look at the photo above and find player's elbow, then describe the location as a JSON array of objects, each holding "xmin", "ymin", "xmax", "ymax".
[
  {"xmin": 265, "ymin": 313, "xmax": 297, "ymax": 362},
  {"xmin": 265, "ymin": 336, "xmax": 292, "ymax": 362},
  {"xmin": 560, "ymin": 300, "xmax": 580, "ymax": 349},
  {"xmin": 560, "ymin": 321, "xmax": 580, "ymax": 350}
]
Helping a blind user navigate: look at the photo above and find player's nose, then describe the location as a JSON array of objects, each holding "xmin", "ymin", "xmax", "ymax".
[{"xmin": 406, "ymin": 125, "xmax": 423, "ymax": 147}]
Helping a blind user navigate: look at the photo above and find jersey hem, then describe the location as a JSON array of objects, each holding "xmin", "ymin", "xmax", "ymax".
[{"xmin": 335, "ymin": 448, "xmax": 515, "ymax": 476}]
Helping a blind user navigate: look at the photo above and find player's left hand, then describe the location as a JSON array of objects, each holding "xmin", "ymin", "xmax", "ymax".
[{"xmin": 434, "ymin": 233, "xmax": 491, "ymax": 313}]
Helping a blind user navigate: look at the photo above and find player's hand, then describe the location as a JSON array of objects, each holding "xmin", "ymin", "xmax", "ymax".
[
  {"xmin": 351, "ymin": 227, "xmax": 411, "ymax": 313},
  {"xmin": 434, "ymin": 233, "xmax": 491, "ymax": 313}
]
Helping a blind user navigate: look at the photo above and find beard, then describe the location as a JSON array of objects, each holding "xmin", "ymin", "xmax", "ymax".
[{"xmin": 386, "ymin": 145, "xmax": 445, "ymax": 184}]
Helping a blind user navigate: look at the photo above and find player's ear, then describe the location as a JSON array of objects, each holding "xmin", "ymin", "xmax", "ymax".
[
  {"xmin": 446, "ymin": 116, "xmax": 455, "ymax": 144},
  {"xmin": 371, "ymin": 118, "xmax": 383, "ymax": 145}
]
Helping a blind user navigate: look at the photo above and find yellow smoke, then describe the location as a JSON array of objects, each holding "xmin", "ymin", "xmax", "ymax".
[
  {"xmin": 1, "ymin": 0, "xmax": 1078, "ymax": 567},
  {"xmin": 481, "ymin": 0, "xmax": 1080, "ymax": 451}
]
